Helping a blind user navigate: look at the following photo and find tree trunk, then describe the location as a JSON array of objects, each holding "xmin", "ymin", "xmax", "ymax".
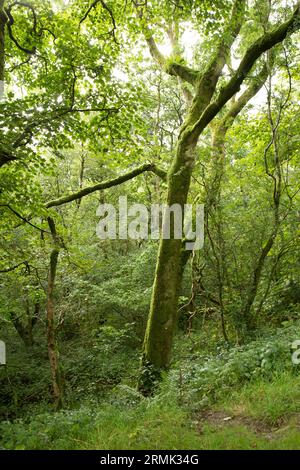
[
  {"xmin": 10, "ymin": 302, "xmax": 39, "ymax": 347},
  {"xmin": 10, "ymin": 311, "xmax": 34, "ymax": 347},
  {"xmin": 139, "ymin": 137, "xmax": 196, "ymax": 394},
  {"xmin": 0, "ymin": 0, "xmax": 6, "ymax": 86},
  {"xmin": 241, "ymin": 229, "xmax": 279, "ymax": 332},
  {"xmin": 46, "ymin": 217, "xmax": 64, "ymax": 409}
]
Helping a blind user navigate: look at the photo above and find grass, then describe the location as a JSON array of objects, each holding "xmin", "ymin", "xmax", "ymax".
[
  {"xmin": 196, "ymin": 424, "xmax": 300, "ymax": 450},
  {"xmin": 81, "ymin": 402, "xmax": 201, "ymax": 450},
  {"xmin": 218, "ymin": 372, "xmax": 300, "ymax": 426},
  {"xmin": 194, "ymin": 371, "xmax": 300, "ymax": 450},
  {"xmin": 0, "ymin": 401, "xmax": 202, "ymax": 450},
  {"xmin": 1, "ymin": 373, "xmax": 300, "ymax": 450}
]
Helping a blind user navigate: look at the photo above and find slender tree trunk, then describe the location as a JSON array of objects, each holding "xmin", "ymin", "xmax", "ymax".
[
  {"xmin": 240, "ymin": 69, "xmax": 283, "ymax": 334},
  {"xmin": 10, "ymin": 301, "xmax": 39, "ymax": 347},
  {"xmin": 207, "ymin": 126, "xmax": 229, "ymax": 342},
  {"xmin": 241, "ymin": 227, "xmax": 279, "ymax": 331},
  {"xmin": 76, "ymin": 152, "xmax": 85, "ymax": 209},
  {"xmin": 10, "ymin": 311, "xmax": 34, "ymax": 347},
  {"xmin": 46, "ymin": 217, "xmax": 64, "ymax": 409},
  {"xmin": 0, "ymin": 0, "xmax": 6, "ymax": 87}
]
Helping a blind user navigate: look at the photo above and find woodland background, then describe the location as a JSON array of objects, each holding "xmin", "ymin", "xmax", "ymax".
[{"xmin": 0, "ymin": 0, "xmax": 300, "ymax": 450}]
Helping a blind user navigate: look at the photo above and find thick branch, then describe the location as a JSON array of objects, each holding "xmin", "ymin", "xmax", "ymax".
[
  {"xmin": 187, "ymin": 3, "xmax": 300, "ymax": 143},
  {"xmin": 202, "ymin": 0, "xmax": 246, "ymax": 90},
  {"xmin": 46, "ymin": 163, "xmax": 167, "ymax": 208},
  {"xmin": 181, "ymin": 0, "xmax": 246, "ymax": 130},
  {"xmin": 145, "ymin": 33, "xmax": 199, "ymax": 85},
  {"xmin": 166, "ymin": 21, "xmax": 194, "ymax": 104},
  {"xmin": 137, "ymin": 6, "xmax": 198, "ymax": 85},
  {"xmin": 166, "ymin": 62, "xmax": 199, "ymax": 86}
]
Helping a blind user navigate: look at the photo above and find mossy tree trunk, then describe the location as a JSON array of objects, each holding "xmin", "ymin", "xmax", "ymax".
[{"xmin": 139, "ymin": 137, "xmax": 197, "ymax": 392}]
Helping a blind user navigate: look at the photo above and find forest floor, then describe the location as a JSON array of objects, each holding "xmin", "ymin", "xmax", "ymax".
[
  {"xmin": 0, "ymin": 321, "xmax": 300, "ymax": 449},
  {"xmin": 2, "ymin": 373, "xmax": 299, "ymax": 450},
  {"xmin": 194, "ymin": 386, "xmax": 300, "ymax": 449}
]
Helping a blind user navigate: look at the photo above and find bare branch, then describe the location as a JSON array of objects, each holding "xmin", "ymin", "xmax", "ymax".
[
  {"xmin": 0, "ymin": 204, "xmax": 49, "ymax": 233},
  {"xmin": 5, "ymin": 2, "xmax": 37, "ymax": 54},
  {"xmin": 79, "ymin": 0, "xmax": 118, "ymax": 43},
  {"xmin": 7, "ymin": 54, "xmax": 31, "ymax": 71},
  {"xmin": 0, "ymin": 260, "xmax": 29, "ymax": 273},
  {"xmin": 205, "ymin": 0, "xmax": 246, "ymax": 89}
]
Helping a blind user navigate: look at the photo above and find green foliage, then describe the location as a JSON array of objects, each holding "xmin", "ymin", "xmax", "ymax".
[
  {"xmin": 0, "ymin": 400, "xmax": 201, "ymax": 450},
  {"xmin": 1, "ymin": 323, "xmax": 300, "ymax": 450},
  {"xmin": 164, "ymin": 322, "xmax": 300, "ymax": 409},
  {"xmin": 1, "ymin": 0, "xmax": 300, "ymax": 451}
]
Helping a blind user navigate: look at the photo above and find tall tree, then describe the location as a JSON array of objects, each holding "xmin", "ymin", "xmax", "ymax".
[{"xmin": 134, "ymin": 0, "xmax": 300, "ymax": 392}]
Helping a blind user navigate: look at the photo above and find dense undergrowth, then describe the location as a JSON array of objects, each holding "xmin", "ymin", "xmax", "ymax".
[{"xmin": 1, "ymin": 320, "xmax": 300, "ymax": 450}]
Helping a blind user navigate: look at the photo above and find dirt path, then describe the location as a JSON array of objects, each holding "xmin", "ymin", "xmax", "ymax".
[{"xmin": 195, "ymin": 409, "xmax": 300, "ymax": 441}]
